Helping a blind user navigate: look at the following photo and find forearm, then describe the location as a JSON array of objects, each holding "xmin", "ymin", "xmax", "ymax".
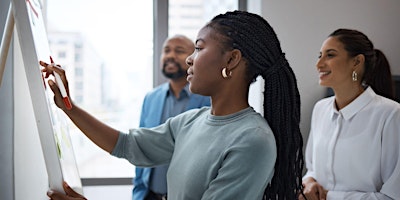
[{"xmin": 65, "ymin": 103, "xmax": 119, "ymax": 153}]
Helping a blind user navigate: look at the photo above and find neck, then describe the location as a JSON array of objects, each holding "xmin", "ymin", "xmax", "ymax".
[
  {"xmin": 210, "ymin": 85, "xmax": 250, "ymax": 116},
  {"xmin": 169, "ymin": 77, "xmax": 188, "ymax": 98},
  {"xmin": 333, "ymin": 84, "xmax": 365, "ymax": 110}
]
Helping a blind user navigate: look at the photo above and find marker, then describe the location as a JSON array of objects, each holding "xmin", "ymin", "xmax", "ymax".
[{"xmin": 50, "ymin": 56, "xmax": 72, "ymax": 110}]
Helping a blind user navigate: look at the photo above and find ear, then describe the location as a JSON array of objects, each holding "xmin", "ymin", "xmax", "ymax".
[
  {"xmin": 226, "ymin": 49, "xmax": 242, "ymax": 70},
  {"xmin": 353, "ymin": 54, "xmax": 365, "ymax": 68}
]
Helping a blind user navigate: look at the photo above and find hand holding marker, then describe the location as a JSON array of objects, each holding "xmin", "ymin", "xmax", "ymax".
[{"xmin": 50, "ymin": 56, "xmax": 72, "ymax": 110}]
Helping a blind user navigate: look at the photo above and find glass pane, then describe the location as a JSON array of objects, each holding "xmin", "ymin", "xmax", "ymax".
[
  {"xmin": 46, "ymin": 0, "xmax": 153, "ymax": 178},
  {"xmin": 169, "ymin": 0, "xmax": 238, "ymax": 40}
]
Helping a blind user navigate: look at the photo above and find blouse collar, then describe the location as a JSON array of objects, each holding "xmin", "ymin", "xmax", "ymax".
[{"xmin": 331, "ymin": 87, "xmax": 375, "ymax": 120}]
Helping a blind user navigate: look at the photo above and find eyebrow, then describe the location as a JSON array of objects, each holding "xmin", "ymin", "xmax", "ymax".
[
  {"xmin": 164, "ymin": 46, "xmax": 186, "ymax": 50},
  {"xmin": 325, "ymin": 49, "xmax": 337, "ymax": 53}
]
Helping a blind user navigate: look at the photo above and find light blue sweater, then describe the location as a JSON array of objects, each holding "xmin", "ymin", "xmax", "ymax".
[{"xmin": 112, "ymin": 107, "xmax": 277, "ymax": 200}]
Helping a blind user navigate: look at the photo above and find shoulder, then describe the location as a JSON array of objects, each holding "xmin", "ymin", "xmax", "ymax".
[
  {"xmin": 315, "ymin": 96, "xmax": 334, "ymax": 107},
  {"xmin": 313, "ymin": 96, "xmax": 334, "ymax": 113},
  {"xmin": 373, "ymin": 94, "xmax": 400, "ymax": 109},
  {"xmin": 166, "ymin": 107, "xmax": 210, "ymax": 133},
  {"xmin": 227, "ymin": 110, "xmax": 275, "ymax": 146},
  {"xmin": 145, "ymin": 83, "xmax": 169, "ymax": 97},
  {"xmin": 371, "ymin": 96, "xmax": 400, "ymax": 122},
  {"xmin": 173, "ymin": 107, "xmax": 210, "ymax": 122},
  {"xmin": 367, "ymin": 88, "xmax": 400, "ymax": 114},
  {"xmin": 142, "ymin": 83, "xmax": 169, "ymax": 104}
]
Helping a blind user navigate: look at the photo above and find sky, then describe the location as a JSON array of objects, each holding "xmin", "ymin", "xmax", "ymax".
[
  {"xmin": 46, "ymin": 0, "xmax": 154, "ymax": 117},
  {"xmin": 46, "ymin": 0, "xmax": 153, "ymax": 71}
]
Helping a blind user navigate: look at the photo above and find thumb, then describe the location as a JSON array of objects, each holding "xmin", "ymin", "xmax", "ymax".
[
  {"xmin": 63, "ymin": 182, "xmax": 87, "ymax": 199},
  {"xmin": 47, "ymin": 189, "xmax": 67, "ymax": 200}
]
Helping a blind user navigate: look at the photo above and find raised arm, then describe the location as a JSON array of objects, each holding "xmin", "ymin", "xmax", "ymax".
[{"xmin": 40, "ymin": 61, "xmax": 119, "ymax": 153}]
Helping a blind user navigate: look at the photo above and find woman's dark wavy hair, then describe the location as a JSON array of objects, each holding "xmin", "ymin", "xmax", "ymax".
[
  {"xmin": 329, "ymin": 29, "xmax": 395, "ymax": 100},
  {"xmin": 207, "ymin": 10, "xmax": 304, "ymax": 199}
]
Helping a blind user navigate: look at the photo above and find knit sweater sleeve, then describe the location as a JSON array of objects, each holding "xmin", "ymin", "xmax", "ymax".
[{"xmin": 110, "ymin": 120, "xmax": 176, "ymax": 167}]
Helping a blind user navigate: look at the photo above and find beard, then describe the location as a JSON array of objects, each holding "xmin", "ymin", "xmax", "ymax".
[{"xmin": 162, "ymin": 60, "xmax": 187, "ymax": 80}]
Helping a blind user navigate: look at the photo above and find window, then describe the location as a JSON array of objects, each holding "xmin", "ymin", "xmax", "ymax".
[
  {"xmin": 75, "ymin": 67, "xmax": 83, "ymax": 77},
  {"xmin": 44, "ymin": 1, "xmax": 245, "ymax": 199},
  {"xmin": 57, "ymin": 51, "xmax": 66, "ymax": 58},
  {"xmin": 169, "ymin": 0, "xmax": 238, "ymax": 40},
  {"xmin": 46, "ymin": 0, "xmax": 154, "ymax": 179}
]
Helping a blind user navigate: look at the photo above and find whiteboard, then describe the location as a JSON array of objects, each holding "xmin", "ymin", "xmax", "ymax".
[{"xmin": 11, "ymin": 0, "xmax": 82, "ymax": 194}]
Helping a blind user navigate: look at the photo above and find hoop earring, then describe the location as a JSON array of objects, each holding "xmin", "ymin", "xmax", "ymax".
[
  {"xmin": 222, "ymin": 67, "xmax": 232, "ymax": 79},
  {"xmin": 352, "ymin": 71, "xmax": 358, "ymax": 81}
]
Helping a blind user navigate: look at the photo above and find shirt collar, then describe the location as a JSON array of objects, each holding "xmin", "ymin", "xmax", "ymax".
[
  {"xmin": 166, "ymin": 83, "xmax": 192, "ymax": 98},
  {"xmin": 330, "ymin": 87, "xmax": 375, "ymax": 120},
  {"xmin": 183, "ymin": 83, "xmax": 192, "ymax": 97}
]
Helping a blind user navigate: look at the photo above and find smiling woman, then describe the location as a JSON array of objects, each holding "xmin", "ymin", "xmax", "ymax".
[{"xmin": 302, "ymin": 28, "xmax": 400, "ymax": 200}]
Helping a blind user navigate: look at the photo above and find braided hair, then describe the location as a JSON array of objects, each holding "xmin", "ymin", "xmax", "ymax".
[{"xmin": 207, "ymin": 11, "xmax": 304, "ymax": 199}]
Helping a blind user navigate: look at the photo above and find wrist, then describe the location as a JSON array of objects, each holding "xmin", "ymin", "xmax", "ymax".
[{"xmin": 302, "ymin": 177, "xmax": 316, "ymax": 185}]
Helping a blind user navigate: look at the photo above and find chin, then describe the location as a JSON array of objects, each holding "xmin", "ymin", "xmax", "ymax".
[
  {"xmin": 188, "ymin": 84, "xmax": 197, "ymax": 94},
  {"xmin": 189, "ymin": 85, "xmax": 206, "ymax": 96},
  {"xmin": 319, "ymin": 80, "xmax": 328, "ymax": 87}
]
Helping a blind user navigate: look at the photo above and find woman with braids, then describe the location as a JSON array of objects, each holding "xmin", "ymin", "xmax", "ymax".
[
  {"xmin": 301, "ymin": 29, "xmax": 400, "ymax": 200},
  {"xmin": 43, "ymin": 10, "xmax": 304, "ymax": 200}
]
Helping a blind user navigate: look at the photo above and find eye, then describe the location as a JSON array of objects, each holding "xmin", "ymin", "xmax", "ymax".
[
  {"xmin": 194, "ymin": 47, "xmax": 202, "ymax": 52},
  {"xmin": 327, "ymin": 53, "xmax": 335, "ymax": 58},
  {"xmin": 175, "ymin": 50, "xmax": 186, "ymax": 54},
  {"xmin": 163, "ymin": 49, "xmax": 170, "ymax": 54}
]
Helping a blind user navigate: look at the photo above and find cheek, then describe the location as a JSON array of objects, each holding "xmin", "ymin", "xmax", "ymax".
[
  {"xmin": 189, "ymin": 59, "xmax": 222, "ymax": 94},
  {"xmin": 194, "ymin": 61, "xmax": 220, "ymax": 82},
  {"xmin": 333, "ymin": 62, "xmax": 352, "ymax": 76},
  {"xmin": 328, "ymin": 63, "xmax": 354, "ymax": 85}
]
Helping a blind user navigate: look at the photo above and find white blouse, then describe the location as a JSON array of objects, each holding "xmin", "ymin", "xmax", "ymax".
[{"xmin": 303, "ymin": 87, "xmax": 400, "ymax": 200}]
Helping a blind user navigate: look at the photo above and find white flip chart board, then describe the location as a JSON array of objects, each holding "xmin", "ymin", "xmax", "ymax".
[{"xmin": 9, "ymin": 0, "xmax": 83, "ymax": 194}]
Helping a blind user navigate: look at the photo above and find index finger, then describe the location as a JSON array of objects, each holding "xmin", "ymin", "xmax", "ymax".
[
  {"xmin": 39, "ymin": 60, "xmax": 49, "ymax": 67},
  {"xmin": 39, "ymin": 60, "xmax": 64, "ymax": 74}
]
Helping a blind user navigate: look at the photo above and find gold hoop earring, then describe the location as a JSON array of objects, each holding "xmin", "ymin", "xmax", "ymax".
[
  {"xmin": 222, "ymin": 67, "xmax": 232, "ymax": 79},
  {"xmin": 352, "ymin": 71, "xmax": 358, "ymax": 81}
]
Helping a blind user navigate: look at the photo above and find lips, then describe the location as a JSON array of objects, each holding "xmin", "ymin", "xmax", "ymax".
[
  {"xmin": 164, "ymin": 62, "xmax": 178, "ymax": 70},
  {"xmin": 319, "ymin": 71, "xmax": 331, "ymax": 77},
  {"xmin": 187, "ymin": 68, "xmax": 193, "ymax": 81}
]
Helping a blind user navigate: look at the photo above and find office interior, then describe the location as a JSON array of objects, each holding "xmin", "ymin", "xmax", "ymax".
[{"xmin": 1, "ymin": 0, "xmax": 399, "ymax": 199}]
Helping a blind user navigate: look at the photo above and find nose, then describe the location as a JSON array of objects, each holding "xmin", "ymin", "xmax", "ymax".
[
  {"xmin": 316, "ymin": 57, "xmax": 323, "ymax": 69},
  {"xmin": 186, "ymin": 54, "xmax": 193, "ymax": 66}
]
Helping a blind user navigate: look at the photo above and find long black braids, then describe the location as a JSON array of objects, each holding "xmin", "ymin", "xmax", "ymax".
[{"xmin": 207, "ymin": 11, "xmax": 304, "ymax": 199}]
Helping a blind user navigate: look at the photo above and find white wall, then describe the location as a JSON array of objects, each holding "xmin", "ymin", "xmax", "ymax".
[{"xmin": 249, "ymin": 0, "xmax": 400, "ymax": 142}]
